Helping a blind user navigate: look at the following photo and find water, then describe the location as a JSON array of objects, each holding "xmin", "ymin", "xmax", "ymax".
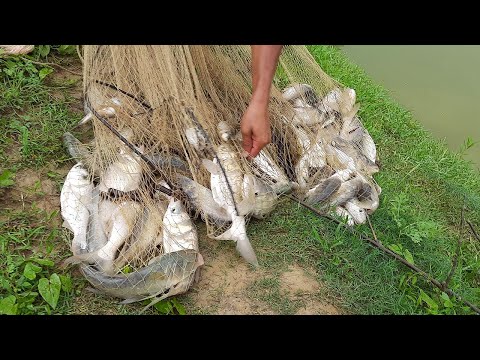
[{"xmin": 341, "ymin": 45, "xmax": 480, "ymax": 168}]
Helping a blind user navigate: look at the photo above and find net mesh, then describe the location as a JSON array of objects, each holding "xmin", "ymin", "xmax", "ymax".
[{"xmin": 60, "ymin": 45, "xmax": 381, "ymax": 307}]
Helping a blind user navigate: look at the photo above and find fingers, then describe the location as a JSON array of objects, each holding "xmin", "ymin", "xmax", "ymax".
[{"xmin": 242, "ymin": 131, "xmax": 253, "ymax": 155}]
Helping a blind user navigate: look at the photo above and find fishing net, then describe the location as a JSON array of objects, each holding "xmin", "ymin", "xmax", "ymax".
[{"xmin": 60, "ymin": 45, "xmax": 381, "ymax": 309}]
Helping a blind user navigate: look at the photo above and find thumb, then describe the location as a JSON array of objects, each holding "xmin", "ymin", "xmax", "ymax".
[{"xmin": 249, "ymin": 140, "xmax": 263, "ymax": 158}]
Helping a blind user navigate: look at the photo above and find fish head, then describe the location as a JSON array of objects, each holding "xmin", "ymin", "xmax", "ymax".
[{"xmin": 167, "ymin": 197, "xmax": 186, "ymax": 217}]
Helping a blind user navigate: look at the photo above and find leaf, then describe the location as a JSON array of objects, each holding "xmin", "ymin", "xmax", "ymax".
[
  {"xmin": 419, "ymin": 290, "xmax": 438, "ymax": 311},
  {"xmin": 38, "ymin": 273, "xmax": 61, "ymax": 309},
  {"xmin": 440, "ymin": 292, "xmax": 454, "ymax": 308},
  {"xmin": 387, "ymin": 243, "xmax": 403, "ymax": 255},
  {"xmin": 59, "ymin": 274, "xmax": 72, "ymax": 292},
  {"xmin": 38, "ymin": 45, "xmax": 51, "ymax": 57},
  {"xmin": 171, "ymin": 298, "xmax": 186, "ymax": 315},
  {"xmin": 0, "ymin": 170, "xmax": 15, "ymax": 188},
  {"xmin": 154, "ymin": 300, "xmax": 173, "ymax": 315},
  {"xmin": 39, "ymin": 67, "xmax": 53, "ymax": 80},
  {"xmin": 0, "ymin": 295, "xmax": 18, "ymax": 315},
  {"xmin": 23, "ymin": 262, "xmax": 42, "ymax": 280},
  {"xmin": 31, "ymin": 258, "xmax": 54, "ymax": 267},
  {"xmin": 403, "ymin": 249, "xmax": 415, "ymax": 265}
]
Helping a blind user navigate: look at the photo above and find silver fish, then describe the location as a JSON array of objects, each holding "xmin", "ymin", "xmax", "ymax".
[
  {"xmin": 114, "ymin": 202, "xmax": 165, "ymax": 272},
  {"xmin": 322, "ymin": 87, "xmax": 356, "ymax": 115},
  {"xmin": 60, "ymin": 163, "xmax": 94, "ymax": 255},
  {"xmin": 63, "ymin": 132, "xmax": 92, "ymax": 165},
  {"xmin": 331, "ymin": 137, "xmax": 379, "ymax": 176},
  {"xmin": 344, "ymin": 200, "xmax": 367, "ymax": 224},
  {"xmin": 325, "ymin": 143, "xmax": 357, "ymax": 173},
  {"xmin": 64, "ymin": 200, "xmax": 141, "ymax": 275},
  {"xmin": 354, "ymin": 173, "xmax": 380, "ymax": 214},
  {"xmin": 162, "ymin": 197, "xmax": 199, "ymax": 254},
  {"xmin": 329, "ymin": 177, "xmax": 365, "ymax": 208},
  {"xmin": 86, "ymin": 186, "xmax": 108, "ymax": 253},
  {"xmin": 202, "ymin": 144, "xmax": 251, "ymax": 216},
  {"xmin": 176, "ymin": 174, "xmax": 231, "ymax": 223},
  {"xmin": 214, "ymin": 215, "xmax": 259, "ymax": 267},
  {"xmin": 79, "ymin": 249, "xmax": 203, "ymax": 304},
  {"xmin": 305, "ymin": 169, "xmax": 353, "ymax": 204},
  {"xmin": 242, "ymin": 174, "xmax": 278, "ymax": 220},
  {"xmin": 98, "ymin": 147, "xmax": 144, "ymax": 193},
  {"xmin": 292, "ymin": 107, "xmax": 326, "ymax": 127},
  {"xmin": 360, "ymin": 130, "xmax": 377, "ymax": 164},
  {"xmin": 185, "ymin": 127, "xmax": 208, "ymax": 153},
  {"xmin": 282, "ymin": 83, "xmax": 318, "ymax": 105},
  {"xmin": 334, "ymin": 206, "xmax": 355, "ymax": 227},
  {"xmin": 252, "ymin": 150, "xmax": 292, "ymax": 195},
  {"xmin": 144, "ymin": 152, "xmax": 188, "ymax": 172},
  {"xmin": 217, "ymin": 121, "xmax": 234, "ymax": 142}
]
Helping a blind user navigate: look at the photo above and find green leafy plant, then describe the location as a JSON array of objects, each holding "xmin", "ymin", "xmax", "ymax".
[
  {"xmin": 151, "ymin": 298, "xmax": 186, "ymax": 315},
  {"xmin": 0, "ymin": 170, "xmax": 15, "ymax": 188}
]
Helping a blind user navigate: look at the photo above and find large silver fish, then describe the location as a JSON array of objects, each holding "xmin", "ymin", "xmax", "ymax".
[
  {"xmin": 60, "ymin": 163, "xmax": 94, "ymax": 255},
  {"xmin": 176, "ymin": 174, "xmax": 231, "ymax": 223},
  {"xmin": 292, "ymin": 107, "xmax": 326, "ymax": 127},
  {"xmin": 79, "ymin": 249, "xmax": 203, "ymax": 304},
  {"xmin": 63, "ymin": 200, "xmax": 141, "ymax": 275},
  {"xmin": 162, "ymin": 197, "xmax": 199, "ymax": 254},
  {"xmin": 98, "ymin": 146, "xmax": 144, "ymax": 193},
  {"xmin": 202, "ymin": 144, "xmax": 252, "ymax": 216}
]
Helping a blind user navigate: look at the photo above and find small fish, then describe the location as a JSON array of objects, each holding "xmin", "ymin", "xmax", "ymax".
[
  {"xmin": 344, "ymin": 200, "xmax": 367, "ymax": 224},
  {"xmin": 252, "ymin": 150, "xmax": 292, "ymax": 195},
  {"xmin": 339, "ymin": 104, "xmax": 363, "ymax": 143},
  {"xmin": 217, "ymin": 121, "xmax": 234, "ymax": 142},
  {"xmin": 282, "ymin": 83, "xmax": 318, "ymax": 105},
  {"xmin": 185, "ymin": 127, "xmax": 208, "ymax": 153},
  {"xmin": 86, "ymin": 186, "xmax": 108, "ymax": 253},
  {"xmin": 114, "ymin": 202, "xmax": 165, "ymax": 272},
  {"xmin": 176, "ymin": 174, "xmax": 231, "ymax": 223},
  {"xmin": 242, "ymin": 174, "xmax": 278, "ymax": 220},
  {"xmin": 60, "ymin": 163, "xmax": 94, "ymax": 255},
  {"xmin": 334, "ymin": 206, "xmax": 355, "ymax": 227},
  {"xmin": 322, "ymin": 87, "xmax": 356, "ymax": 115},
  {"xmin": 331, "ymin": 137, "xmax": 379, "ymax": 176},
  {"xmin": 360, "ymin": 130, "xmax": 377, "ymax": 164},
  {"xmin": 292, "ymin": 107, "xmax": 326, "ymax": 127},
  {"xmin": 63, "ymin": 200, "xmax": 141, "ymax": 275},
  {"xmin": 162, "ymin": 197, "xmax": 199, "ymax": 254},
  {"xmin": 214, "ymin": 215, "xmax": 259, "ymax": 267},
  {"xmin": 328, "ymin": 177, "xmax": 365, "ymax": 208},
  {"xmin": 354, "ymin": 173, "xmax": 380, "ymax": 214},
  {"xmin": 305, "ymin": 169, "xmax": 353, "ymax": 204},
  {"xmin": 324, "ymin": 143, "xmax": 357, "ymax": 173},
  {"xmin": 79, "ymin": 249, "xmax": 203, "ymax": 304},
  {"xmin": 98, "ymin": 147, "xmax": 144, "ymax": 193},
  {"xmin": 144, "ymin": 152, "xmax": 188, "ymax": 172},
  {"xmin": 63, "ymin": 132, "xmax": 92, "ymax": 164}
]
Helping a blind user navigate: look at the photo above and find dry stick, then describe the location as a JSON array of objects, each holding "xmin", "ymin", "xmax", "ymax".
[
  {"xmin": 443, "ymin": 203, "xmax": 465, "ymax": 289},
  {"xmin": 285, "ymin": 194, "xmax": 480, "ymax": 315},
  {"xmin": 20, "ymin": 57, "xmax": 83, "ymax": 76},
  {"xmin": 366, "ymin": 214, "xmax": 381, "ymax": 245},
  {"xmin": 466, "ymin": 220, "xmax": 480, "ymax": 242}
]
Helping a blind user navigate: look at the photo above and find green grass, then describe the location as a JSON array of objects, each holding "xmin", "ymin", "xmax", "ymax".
[{"xmin": 1, "ymin": 45, "xmax": 479, "ymax": 315}]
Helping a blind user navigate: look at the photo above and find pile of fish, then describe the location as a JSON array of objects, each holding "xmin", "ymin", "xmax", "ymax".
[
  {"xmin": 59, "ymin": 82, "xmax": 381, "ymax": 304},
  {"xmin": 281, "ymin": 83, "xmax": 381, "ymax": 226}
]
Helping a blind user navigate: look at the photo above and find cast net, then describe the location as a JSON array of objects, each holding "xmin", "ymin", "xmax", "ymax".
[{"xmin": 60, "ymin": 45, "xmax": 381, "ymax": 307}]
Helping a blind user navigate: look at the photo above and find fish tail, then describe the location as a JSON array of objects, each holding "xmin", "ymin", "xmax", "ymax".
[{"xmin": 236, "ymin": 237, "xmax": 259, "ymax": 267}]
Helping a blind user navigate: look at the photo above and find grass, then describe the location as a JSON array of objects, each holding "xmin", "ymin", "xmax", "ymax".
[{"xmin": 1, "ymin": 45, "xmax": 479, "ymax": 315}]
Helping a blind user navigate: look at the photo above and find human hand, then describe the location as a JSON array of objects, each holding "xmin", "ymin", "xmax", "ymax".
[{"xmin": 240, "ymin": 99, "xmax": 271, "ymax": 158}]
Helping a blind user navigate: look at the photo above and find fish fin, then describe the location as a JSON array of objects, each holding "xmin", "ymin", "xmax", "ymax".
[
  {"xmin": 236, "ymin": 237, "xmax": 259, "ymax": 267},
  {"xmin": 119, "ymin": 297, "xmax": 144, "ymax": 305},
  {"xmin": 201, "ymin": 158, "xmax": 220, "ymax": 175},
  {"xmin": 214, "ymin": 215, "xmax": 244, "ymax": 241},
  {"xmin": 77, "ymin": 112, "xmax": 93, "ymax": 126},
  {"xmin": 85, "ymin": 287, "xmax": 104, "ymax": 295}
]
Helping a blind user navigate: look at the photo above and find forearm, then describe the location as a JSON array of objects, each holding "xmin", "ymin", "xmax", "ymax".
[{"xmin": 250, "ymin": 45, "xmax": 283, "ymax": 106}]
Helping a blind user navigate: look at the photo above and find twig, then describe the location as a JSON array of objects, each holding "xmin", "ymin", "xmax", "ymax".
[
  {"xmin": 466, "ymin": 220, "xmax": 480, "ymax": 242},
  {"xmin": 20, "ymin": 57, "xmax": 83, "ymax": 76},
  {"xmin": 443, "ymin": 203, "xmax": 465, "ymax": 289},
  {"xmin": 367, "ymin": 214, "xmax": 381, "ymax": 245},
  {"xmin": 285, "ymin": 194, "xmax": 480, "ymax": 315}
]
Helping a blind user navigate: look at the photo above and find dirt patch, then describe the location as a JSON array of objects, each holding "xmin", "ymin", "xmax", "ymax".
[
  {"xmin": 189, "ymin": 248, "xmax": 275, "ymax": 315},
  {"xmin": 279, "ymin": 264, "xmax": 341, "ymax": 315}
]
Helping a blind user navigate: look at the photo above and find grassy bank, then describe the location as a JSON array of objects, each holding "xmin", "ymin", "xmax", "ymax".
[{"xmin": 1, "ymin": 45, "xmax": 479, "ymax": 315}]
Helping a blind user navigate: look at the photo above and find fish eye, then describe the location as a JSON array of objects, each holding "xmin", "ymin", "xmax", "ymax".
[{"xmin": 255, "ymin": 192, "xmax": 259, "ymax": 196}]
